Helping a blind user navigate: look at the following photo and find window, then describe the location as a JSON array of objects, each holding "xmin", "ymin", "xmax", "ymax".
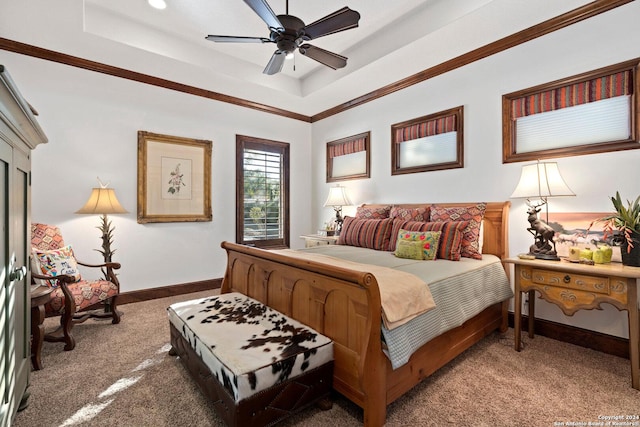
[
  {"xmin": 236, "ymin": 135, "xmax": 289, "ymax": 248},
  {"xmin": 326, "ymin": 131, "xmax": 370, "ymax": 182},
  {"xmin": 503, "ymin": 59, "xmax": 639, "ymax": 163},
  {"xmin": 391, "ymin": 106, "xmax": 464, "ymax": 175}
]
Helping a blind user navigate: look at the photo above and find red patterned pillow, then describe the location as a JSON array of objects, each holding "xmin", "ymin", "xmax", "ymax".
[
  {"xmin": 355, "ymin": 205, "xmax": 391, "ymax": 219},
  {"xmin": 389, "ymin": 206, "xmax": 430, "ymax": 222},
  {"xmin": 389, "ymin": 219, "xmax": 468, "ymax": 260},
  {"xmin": 429, "ymin": 203, "xmax": 486, "ymax": 260},
  {"xmin": 338, "ymin": 217, "xmax": 393, "ymax": 250}
]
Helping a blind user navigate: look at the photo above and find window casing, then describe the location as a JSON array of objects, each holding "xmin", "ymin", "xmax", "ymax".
[
  {"xmin": 326, "ymin": 131, "xmax": 370, "ymax": 182},
  {"xmin": 236, "ymin": 135, "xmax": 290, "ymax": 248},
  {"xmin": 503, "ymin": 59, "xmax": 639, "ymax": 163},
  {"xmin": 391, "ymin": 106, "xmax": 464, "ymax": 175}
]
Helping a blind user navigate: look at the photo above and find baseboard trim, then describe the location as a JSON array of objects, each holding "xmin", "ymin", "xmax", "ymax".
[
  {"xmin": 117, "ymin": 278, "xmax": 222, "ymax": 305},
  {"xmin": 118, "ymin": 283, "xmax": 629, "ymax": 359},
  {"xmin": 508, "ymin": 312, "xmax": 629, "ymax": 359}
]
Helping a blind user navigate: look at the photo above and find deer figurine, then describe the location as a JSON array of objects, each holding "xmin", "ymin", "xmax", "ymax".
[{"xmin": 526, "ymin": 206, "xmax": 559, "ymax": 260}]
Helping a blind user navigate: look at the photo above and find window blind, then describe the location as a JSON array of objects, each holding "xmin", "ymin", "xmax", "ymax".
[{"xmin": 243, "ymin": 148, "xmax": 283, "ymax": 242}]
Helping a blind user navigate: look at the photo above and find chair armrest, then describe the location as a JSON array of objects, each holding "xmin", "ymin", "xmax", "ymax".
[
  {"xmin": 76, "ymin": 260, "xmax": 121, "ymax": 270},
  {"xmin": 31, "ymin": 272, "xmax": 77, "ymax": 284}
]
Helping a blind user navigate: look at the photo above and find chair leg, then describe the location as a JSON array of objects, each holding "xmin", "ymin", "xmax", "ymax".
[
  {"xmin": 45, "ymin": 311, "xmax": 76, "ymax": 351},
  {"xmin": 61, "ymin": 311, "xmax": 76, "ymax": 351},
  {"xmin": 110, "ymin": 297, "xmax": 121, "ymax": 324}
]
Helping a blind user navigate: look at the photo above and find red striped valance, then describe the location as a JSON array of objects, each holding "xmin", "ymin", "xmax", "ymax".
[
  {"xmin": 394, "ymin": 115, "xmax": 457, "ymax": 143},
  {"xmin": 328, "ymin": 137, "xmax": 366, "ymax": 158},
  {"xmin": 511, "ymin": 70, "xmax": 632, "ymax": 119}
]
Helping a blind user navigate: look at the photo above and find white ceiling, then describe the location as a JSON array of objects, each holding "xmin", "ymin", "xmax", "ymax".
[
  {"xmin": 83, "ymin": 0, "xmax": 494, "ymax": 98},
  {"xmin": 71, "ymin": 0, "xmax": 595, "ymax": 115}
]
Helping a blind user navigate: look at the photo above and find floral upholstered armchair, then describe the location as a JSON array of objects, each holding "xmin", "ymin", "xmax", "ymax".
[{"xmin": 30, "ymin": 223, "xmax": 121, "ymax": 351}]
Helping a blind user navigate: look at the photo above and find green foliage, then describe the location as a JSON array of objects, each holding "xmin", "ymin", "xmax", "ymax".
[
  {"xmin": 593, "ymin": 192, "xmax": 640, "ymax": 254},
  {"xmin": 249, "ymin": 206, "xmax": 265, "ymax": 226},
  {"xmin": 599, "ymin": 192, "xmax": 640, "ymax": 234}
]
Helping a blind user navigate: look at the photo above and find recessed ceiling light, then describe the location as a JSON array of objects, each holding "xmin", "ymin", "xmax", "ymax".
[{"xmin": 148, "ymin": 0, "xmax": 167, "ymax": 10}]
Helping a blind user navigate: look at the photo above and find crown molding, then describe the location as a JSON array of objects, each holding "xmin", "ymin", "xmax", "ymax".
[{"xmin": 0, "ymin": 0, "xmax": 632, "ymax": 123}]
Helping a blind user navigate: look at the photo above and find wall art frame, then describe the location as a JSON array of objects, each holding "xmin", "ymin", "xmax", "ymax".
[
  {"xmin": 547, "ymin": 212, "xmax": 622, "ymax": 262},
  {"xmin": 137, "ymin": 131, "xmax": 212, "ymax": 223}
]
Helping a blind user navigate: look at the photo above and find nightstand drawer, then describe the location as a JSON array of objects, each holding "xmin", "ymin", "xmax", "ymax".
[
  {"xmin": 301, "ymin": 235, "xmax": 339, "ymax": 248},
  {"xmin": 305, "ymin": 238, "xmax": 333, "ymax": 247},
  {"xmin": 532, "ymin": 269, "xmax": 610, "ymax": 295}
]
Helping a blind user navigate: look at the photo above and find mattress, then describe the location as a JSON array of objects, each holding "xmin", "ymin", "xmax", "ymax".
[
  {"xmin": 299, "ymin": 245, "xmax": 513, "ymax": 369},
  {"xmin": 167, "ymin": 292, "xmax": 334, "ymax": 402}
]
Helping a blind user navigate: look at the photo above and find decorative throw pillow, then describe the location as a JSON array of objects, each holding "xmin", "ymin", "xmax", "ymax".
[
  {"xmin": 394, "ymin": 240, "xmax": 425, "ymax": 260},
  {"xmin": 389, "ymin": 220, "xmax": 468, "ymax": 260},
  {"xmin": 338, "ymin": 217, "xmax": 393, "ymax": 250},
  {"xmin": 355, "ymin": 205, "xmax": 391, "ymax": 219},
  {"xmin": 389, "ymin": 206, "xmax": 430, "ymax": 222},
  {"xmin": 31, "ymin": 245, "xmax": 81, "ymax": 287},
  {"xmin": 430, "ymin": 203, "xmax": 487, "ymax": 260},
  {"xmin": 396, "ymin": 229, "xmax": 441, "ymax": 260}
]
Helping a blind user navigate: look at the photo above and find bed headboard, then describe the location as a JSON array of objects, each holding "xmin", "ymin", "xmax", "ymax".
[{"xmin": 357, "ymin": 202, "xmax": 510, "ymax": 260}]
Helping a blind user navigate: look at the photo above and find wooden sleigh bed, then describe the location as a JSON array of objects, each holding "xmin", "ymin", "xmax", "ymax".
[{"xmin": 220, "ymin": 201, "xmax": 511, "ymax": 426}]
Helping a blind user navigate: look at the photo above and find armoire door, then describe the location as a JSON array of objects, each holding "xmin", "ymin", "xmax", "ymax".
[
  {"xmin": 0, "ymin": 139, "xmax": 31, "ymax": 426},
  {"xmin": 0, "ymin": 64, "xmax": 47, "ymax": 426}
]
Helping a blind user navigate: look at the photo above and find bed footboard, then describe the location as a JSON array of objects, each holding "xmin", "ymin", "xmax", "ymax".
[{"xmin": 220, "ymin": 241, "xmax": 389, "ymax": 425}]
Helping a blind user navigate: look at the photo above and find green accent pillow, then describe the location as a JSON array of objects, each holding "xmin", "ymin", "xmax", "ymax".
[
  {"xmin": 394, "ymin": 240, "xmax": 425, "ymax": 260},
  {"xmin": 396, "ymin": 229, "xmax": 441, "ymax": 260}
]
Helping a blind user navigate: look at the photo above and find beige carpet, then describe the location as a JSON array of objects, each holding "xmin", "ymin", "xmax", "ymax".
[{"xmin": 14, "ymin": 290, "xmax": 640, "ymax": 427}]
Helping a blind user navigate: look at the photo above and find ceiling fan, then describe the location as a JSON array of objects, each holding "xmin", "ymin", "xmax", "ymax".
[{"xmin": 205, "ymin": 0, "xmax": 361, "ymax": 75}]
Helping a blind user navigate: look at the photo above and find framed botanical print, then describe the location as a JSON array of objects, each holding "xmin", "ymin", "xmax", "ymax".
[{"xmin": 137, "ymin": 131, "xmax": 212, "ymax": 223}]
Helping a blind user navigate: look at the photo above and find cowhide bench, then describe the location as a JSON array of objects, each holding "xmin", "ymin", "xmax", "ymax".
[{"xmin": 167, "ymin": 292, "xmax": 334, "ymax": 427}]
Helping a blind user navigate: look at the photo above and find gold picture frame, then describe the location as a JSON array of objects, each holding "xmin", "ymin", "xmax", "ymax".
[{"xmin": 137, "ymin": 131, "xmax": 212, "ymax": 223}]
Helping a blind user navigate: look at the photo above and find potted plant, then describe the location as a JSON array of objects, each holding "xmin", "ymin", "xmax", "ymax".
[{"xmin": 593, "ymin": 192, "xmax": 640, "ymax": 267}]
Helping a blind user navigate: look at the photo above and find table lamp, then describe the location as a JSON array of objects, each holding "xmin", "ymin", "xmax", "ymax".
[
  {"xmin": 323, "ymin": 185, "xmax": 352, "ymax": 236},
  {"xmin": 511, "ymin": 161, "xmax": 574, "ymax": 260}
]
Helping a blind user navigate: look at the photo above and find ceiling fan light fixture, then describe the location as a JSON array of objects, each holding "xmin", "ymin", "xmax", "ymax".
[
  {"xmin": 206, "ymin": 1, "xmax": 360, "ymax": 75},
  {"xmin": 148, "ymin": 0, "xmax": 167, "ymax": 10}
]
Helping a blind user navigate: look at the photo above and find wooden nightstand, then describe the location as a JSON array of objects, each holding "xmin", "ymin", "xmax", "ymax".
[
  {"xmin": 505, "ymin": 257, "xmax": 640, "ymax": 390},
  {"xmin": 300, "ymin": 234, "xmax": 339, "ymax": 248}
]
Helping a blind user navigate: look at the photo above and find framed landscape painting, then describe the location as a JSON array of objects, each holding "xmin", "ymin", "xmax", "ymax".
[
  {"xmin": 547, "ymin": 212, "xmax": 622, "ymax": 262},
  {"xmin": 137, "ymin": 131, "xmax": 212, "ymax": 223}
]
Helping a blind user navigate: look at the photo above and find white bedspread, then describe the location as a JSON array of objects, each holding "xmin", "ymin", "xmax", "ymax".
[{"xmin": 299, "ymin": 245, "xmax": 513, "ymax": 369}]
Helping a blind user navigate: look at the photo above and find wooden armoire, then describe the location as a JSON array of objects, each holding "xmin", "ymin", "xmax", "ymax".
[{"xmin": 0, "ymin": 65, "xmax": 47, "ymax": 426}]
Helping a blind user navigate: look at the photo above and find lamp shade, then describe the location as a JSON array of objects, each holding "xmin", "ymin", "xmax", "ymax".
[
  {"xmin": 75, "ymin": 188, "xmax": 128, "ymax": 215},
  {"xmin": 324, "ymin": 185, "xmax": 352, "ymax": 207},
  {"xmin": 510, "ymin": 162, "xmax": 575, "ymax": 200}
]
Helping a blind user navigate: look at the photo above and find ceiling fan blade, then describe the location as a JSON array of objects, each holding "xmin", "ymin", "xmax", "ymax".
[
  {"xmin": 243, "ymin": 0, "xmax": 283, "ymax": 31},
  {"xmin": 302, "ymin": 7, "xmax": 360, "ymax": 40},
  {"xmin": 205, "ymin": 35, "xmax": 271, "ymax": 43},
  {"xmin": 298, "ymin": 44, "xmax": 347, "ymax": 70},
  {"xmin": 263, "ymin": 51, "xmax": 286, "ymax": 75}
]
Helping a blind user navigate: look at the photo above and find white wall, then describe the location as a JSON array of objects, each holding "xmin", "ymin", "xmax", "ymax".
[
  {"xmin": 1, "ymin": 52, "xmax": 311, "ymax": 291},
  {"xmin": 311, "ymin": 3, "xmax": 640, "ymax": 339},
  {"xmin": 2, "ymin": 1, "xmax": 638, "ymax": 340}
]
